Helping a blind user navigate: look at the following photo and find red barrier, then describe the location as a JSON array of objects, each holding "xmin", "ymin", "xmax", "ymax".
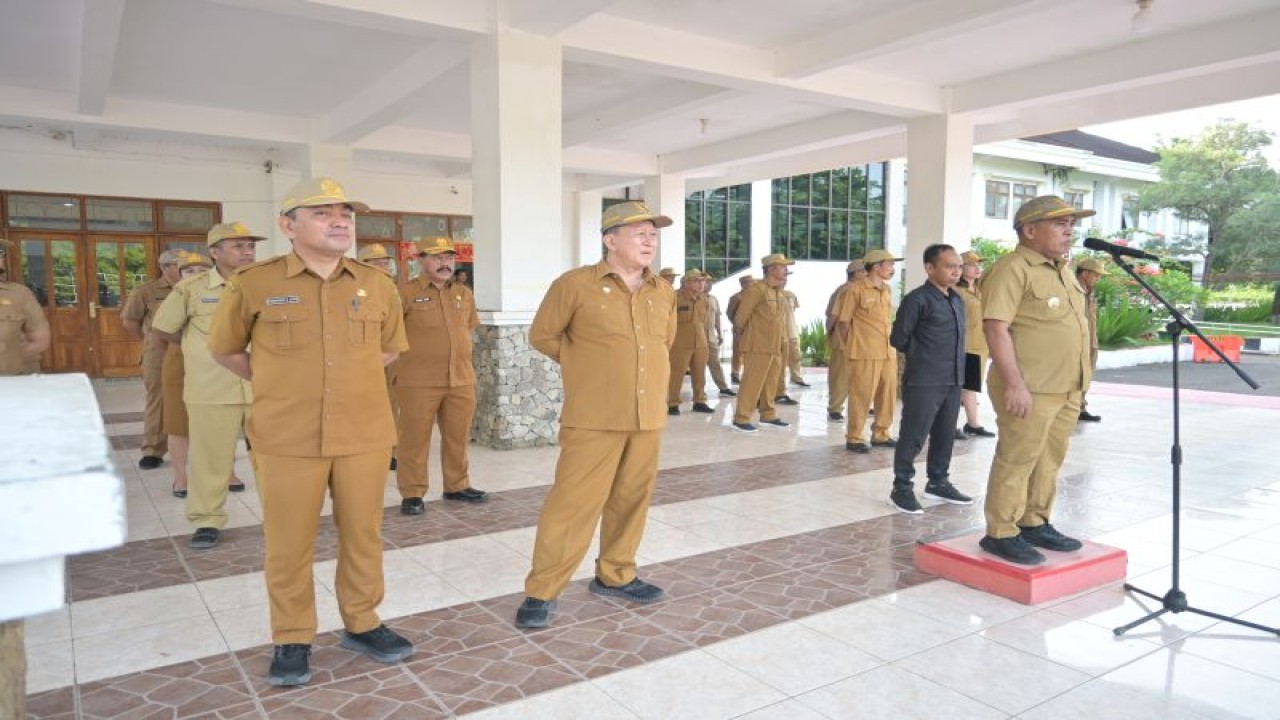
[{"xmin": 1191, "ymin": 335, "xmax": 1243, "ymax": 363}]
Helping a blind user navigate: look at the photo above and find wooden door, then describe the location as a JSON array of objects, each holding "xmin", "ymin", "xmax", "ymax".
[
  {"xmin": 88, "ymin": 236, "xmax": 150, "ymax": 377},
  {"xmin": 11, "ymin": 232, "xmax": 90, "ymax": 373}
]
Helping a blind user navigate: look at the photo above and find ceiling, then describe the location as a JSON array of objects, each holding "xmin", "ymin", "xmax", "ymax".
[{"xmin": 1, "ymin": 0, "xmax": 1278, "ymax": 188}]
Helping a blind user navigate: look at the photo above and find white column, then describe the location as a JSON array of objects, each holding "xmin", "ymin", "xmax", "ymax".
[
  {"xmin": 470, "ymin": 29, "xmax": 563, "ymax": 317},
  {"xmin": 905, "ymin": 114, "xmax": 974, "ymax": 289},
  {"xmin": 749, "ymin": 179, "xmax": 773, "ymax": 270},
  {"xmin": 643, "ymin": 174, "xmax": 686, "ymax": 272},
  {"xmin": 573, "ymin": 189, "xmax": 603, "ymax": 266}
]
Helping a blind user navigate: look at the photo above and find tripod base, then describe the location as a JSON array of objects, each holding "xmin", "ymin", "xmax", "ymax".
[{"xmin": 1113, "ymin": 583, "xmax": 1280, "ymax": 636}]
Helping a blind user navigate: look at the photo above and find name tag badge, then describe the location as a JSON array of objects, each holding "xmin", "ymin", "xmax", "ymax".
[
  {"xmin": 265, "ymin": 295, "xmax": 301, "ymax": 306},
  {"xmin": 1048, "ymin": 297, "xmax": 1061, "ymax": 309},
  {"xmin": 0, "ymin": 299, "xmax": 11, "ymax": 306},
  {"xmin": 414, "ymin": 297, "xmax": 432, "ymax": 303},
  {"xmin": 201, "ymin": 296, "xmax": 220, "ymax": 303}
]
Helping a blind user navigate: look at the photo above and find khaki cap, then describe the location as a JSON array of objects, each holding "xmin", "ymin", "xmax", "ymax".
[
  {"xmin": 1014, "ymin": 195, "xmax": 1096, "ymax": 229},
  {"xmin": 602, "ymin": 201, "xmax": 672, "ymax": 232},
  {"xmin": 357, "ymin": 243, "xmax": 391, "ymax": 262},
  {"xmin": 158, "ymin": 249, "xmax": 184, "ymax": 266},
  {"xmin": 961, "ymin": 250, "xmax": 983, "ymax": 264},
  {"xmin": 279, "ymin": 177, "xmax": 370, "ymax": 215},
  {"xmin": 207, "ymin": 221, "xmax": 267, "ymax": 248},
  {"xmin": 659, "ymin": 267, "xmax": 677, "ymax": 278},
  {"xmin": 760, "ymin": 253, "xmax": 795, "ymax": 267},
  {"xmin": 683, "ymin": 268, "xmax": 708, "ymax": 280},
  {"xmin": 845, "ymin": 259, "xmax": 866, "ymax": 272},
  {"xmin": 178, "ymin": 251, "xmax": 212, "ymax": 271},
  {"xmin": 1076, "ymin": 257, "xmax": 1106, "ymax": 274},
  {"xmin": 863, "ymin": 249, "xmax": 902, "ymax": 264},
  {"xmin": 414, "ymin": 236, "xmax": 457, "ymax": 256}
]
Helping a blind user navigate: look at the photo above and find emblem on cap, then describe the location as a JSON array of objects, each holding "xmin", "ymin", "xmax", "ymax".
[{"xmin": 320, "ymin": 179, "xmax": 342, "ymax": 196}]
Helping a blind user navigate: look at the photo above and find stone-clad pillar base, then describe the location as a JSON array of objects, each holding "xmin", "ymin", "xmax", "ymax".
[{"xmin": 472, "ymin": 324, "xmax": 562, "ymax": 449}]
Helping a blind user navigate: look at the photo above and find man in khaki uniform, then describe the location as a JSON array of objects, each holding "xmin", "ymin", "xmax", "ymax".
[
  {"xmin": 1075, "ymin": 257, "xmax": 1104, "ymax": 423},
  {"xmin": 701, "ymin": 272, "xmax": 735, "ymax": 397},
  {"xmin": 659, "ymin": 267, "xmax": 677, "ymax": 285},
  {"xmin": 825, "ymin": 260, "xmax": 866, "ymax": 421},
  {"xmin": 357, "ymin": 243, "xmax": 395, "ymax": 276},
  {"xmin": 774, "ymin": 281, "xmax": 806, "ymax": 405},
  {"xmin": 726, "ymin": 275, "xmax": 753, "ymax": 383},
  {"xmin": 152, "ymin": 222, "xmax": 264, "ymax": 549},
  {"xmin": 394, "ymin": 236, "xmax": 487, "ymax": 516},
  {"xmin": 731, "ymin": 254, "xmax": 793, "ymax": 433},
  {"xmin": 122, "ymin": 250, "xmax": 183, "ymax": 468},
  {"xmin": 667, "ymin": 268, "xmax": 714, "ymax": 414},
  {"xmin": 209, "ymin": 178, "xmax": 413, "ymax": 685},
  {"xmin": 980, "ymin": 195, "xmax": 1094, "ymax": 566},
  {"xmin": 838, "ymin": 248, "xmax": 902, "ymax": 452},
  {"xmin": 956, "ymin": 250, "xmax": 995, "ymax": 438},
  {"xmin": 0, "ymin": 238, "xmax": 49, "ymax": 376},
  {"xmin": 515, "ymin": 201, "xmax": 677, "ymax": 629}
]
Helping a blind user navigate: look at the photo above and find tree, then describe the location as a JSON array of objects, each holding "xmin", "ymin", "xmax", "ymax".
[{"xmin": 1139, "ymin": 120, "xmax": 1277, "ymax": 286}]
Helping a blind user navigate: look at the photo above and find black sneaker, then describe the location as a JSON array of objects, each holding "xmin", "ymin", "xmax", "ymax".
[
  {"xmin": 953, "ymin": 429, "xmax": 970, "ymax": 442},
  {"xmin": 514, "ymin": 597, "xmax": 555, "ymax": 629},
  {"xmin": 668, "ymin": 406, "xmax": 680, "ymax": 416},
  {"xmin": 759, "ymin": 418, "xmax": 791, "ymax": 429},
  {"xmin": 792, "ymin": 379, "xmax": 811, "ymax": 387},
  {"xmin": 731, "ymin": 422, "xmax": 758, "ymax": 433},
  {"xmin": 846, "ymin": 442, "xmax": 871, "ymax": 454},
  {"xmin": 979, "ymin": 535, "xmax": 1045, "ymax": 565},
  {"xmin": 267, "ymin": 644, "xmax": 311, "ymax": 686},
  {"xmin": 400, "ymin": 497, "xmax": 425, "ymax": 515},
  {"xmin": 190, "ymin": 527, "xmax": 220, "ymax": 549},
  {"xmin": 730, "ymin": 374, "xmax": 741, "ymax": 384},
  {"xmin": 923, "ymin": 481, "xmax": 973, "ymax": 505},
  {"xmin": 389, "ymin": 457, "xmax": 398, "ymax": 471},
  {"xmin": 963, "ymin": 424, "xmax": 996, "ymax": 438},
  {"xmin": 138, "ymin": 455, "xmax": 163, "ymax": 470},
  {"xmin": 1078, "ymin": 411, "xmax": 1102, "ymax": 423},
  {"xmin": 589, "ymin": 577, "xmax": 665, "ymax": 604},
  {"xmin": 888, "ymin": 488, "xmax": 923, "ymax": 514},
  {"xmin": 871, "ymin": 438, "xmax": 898, "ymax": 448},
  {"xmin": 443, "ymin": 488, "xmax": 489, "ymax": 503},
  {"xmin": 340, "ymin": 624, "xmax": 414, "ymax": 663},
  {"xmin": 1018, "ymin": 523, "xmax": 1083, "ymax": 552},
  {"xmin": 692, "ymin": 402, "xmax": 714, "ymax": 413},
  {"xmin": 718, "ymin": 388, "xmax": 736, "ymax": 397},
  {"xmin": 828, "ymin": 411, "xmax": 844, "ymax": 421},
  {"xmin": 775, "ymin": 395, "xmax": 799, "ymax": 406}
]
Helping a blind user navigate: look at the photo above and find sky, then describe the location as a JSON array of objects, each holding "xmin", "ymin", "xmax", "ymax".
[{"xmin": 1082, "ymin": 93, "xmax": 1280, "ymax": 166}]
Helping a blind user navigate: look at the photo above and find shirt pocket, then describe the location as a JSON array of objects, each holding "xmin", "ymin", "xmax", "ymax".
[
  {"xmin": 259, "ymin": 308, "xmax": 308, "ymax": 351},
  {"xmin": 348, "ymin": 305, "xmax": 384, "ymax": 345},
  {"xmin": 0, "ymin": 306, "xmax": 22, "ymax": 349},
  {"xmin": 190, "ymin": 300, "xmax": 219, "ymax": 336},
  {"xmin": 646, "ymin": 297, "xmax": 672, "ymax": 338},
  {"xmin": 1025, "ymin": 286, "xmax": 1071, "ymax": 321}
]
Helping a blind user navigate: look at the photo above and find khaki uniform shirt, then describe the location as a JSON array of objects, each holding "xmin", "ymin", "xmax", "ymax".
[
  {"xmin": 208, "ymin": 252, "xmax": 408, "ymax": 457},
  {"xmin": 955, "ymin": 283, "xmax": 988, "ymax": 356},
  {"xmin": 705, "ymin": 294, "xmax": 724, "ymax": 346},
  {"xmin": 530, "ymin": 261, "xmax": 676, "ymax": 432},
  {"xmin": 782, "ymin": 290, "xmax": 800, "ymax": 341},
  {"xmin": 733, "ymin": 281, "xmax": 786, "ymax": 354},
  {"xmin": 121, "ymin": 276, "xmax": 173, "ymax": 368},
  {"xmin": 726, "ymin": 291, "xmax": 745, "ymax": 326},
  {"xmin": 672, "ymin": 290, "xmax": 711, "ymax": 350},
  {"xmin": 152, "ymin": 268, "xmax": 252, "ymax": 405},
  {"xmin": 838, "ymin": 277, "xmax": 894, "ymax": 361},
  {"xmin": 982, "ymin": 244, "xmax": 1092, "ymax": 393},
  {"xmin": 395, "ymin": 277, "xmax": 479, "ymax": 388},
  {"xmin": 825, "ymin": 281, "xmax": 855, "ymax": 351},
  {"xmin": 0, "ymin": 281, "xmax": 47, "ymax": 376}
]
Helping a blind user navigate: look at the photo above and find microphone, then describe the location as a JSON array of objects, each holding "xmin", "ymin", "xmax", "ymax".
[{"xmin": 1082, "ymin": 237, "xmax": 1160, "ymax": 262}]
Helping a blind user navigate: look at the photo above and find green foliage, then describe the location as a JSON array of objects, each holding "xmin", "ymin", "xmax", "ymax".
[
  {"xmin": 1095, "ymin": 301, "xmax": 1159, "ymax": 348},
  {"xmin": 1202, "ymin": 283, "xmax": 1274, "ymax": 323},
  {"xmin": 1207, "ymin": 283, "xmax": 1276, "ymax": 304},
  {"xmin": 1091, "ymin": 264, "xmax": 1203, "ymax": 346},
  {"xmin": 798, "ymin": 319, "xmax": 828, "ymax": 367},
  {"xmin": 1203, "ymin": 304, "xmax": 1272, "ymax": 323},
  {"xmin": 969, "ymin": 237, "xmax": 1013, "ymax": 266}
]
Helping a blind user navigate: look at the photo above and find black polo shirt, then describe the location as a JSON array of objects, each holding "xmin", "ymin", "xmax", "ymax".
[{"xmin": 890, "ymin": 281, "xmax": 965, "ymax": 387}]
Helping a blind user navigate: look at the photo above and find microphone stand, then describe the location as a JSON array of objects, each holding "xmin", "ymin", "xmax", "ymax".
[{"xmin": 1104, "ymin": 252, "xmax": 1277, "ymax": 637}]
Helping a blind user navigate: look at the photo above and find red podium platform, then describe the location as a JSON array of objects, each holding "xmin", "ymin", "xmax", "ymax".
[{"xmin": 914, "ymin": 532, "xmax": 1128, "ymax": 605}]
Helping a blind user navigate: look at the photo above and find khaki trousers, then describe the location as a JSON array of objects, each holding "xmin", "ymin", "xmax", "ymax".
[
  {"xmin": 395, "ymin": 384, "xmax": 475, "ymax": 497},
  {"xmin": 141, "ymin": 354, "xmax": 167, "ymax": 457},
  {"xmin": 525, "ymin": 428, "xmax": 661, "ymax": 600},
  {"xmin": 845, "ymin": 357, "xmax": 897, "ymax": 443},
  {"xmin": 776, "ymin": 338, "xmax": 805, "ymax": 395},
  {"xmin": 827, "ymin": 336, "xmax": 849, "ymax": 413},
  {"xmin": 983, "ymin": 378, "xmax": 1081, "ymax": 539},
  {"xmin": 734, "ymin": 350, "xmax": 782, "ymax": 424},
  {"xmin": 186, "ymin": 403, "xmax": 248, "ymax": 530},
  {"xmin": 667, "ymin": 345, "xmax": 709, "ymax": 406},
  {"xmin": 255, "ymin": 449, "xmax": 391, "ymax": 644},
  {"xmin": 731, "ymin": 336, "xmax": 744, "ymax": 377},
  {"xmin": 707, "ymin": 342, "xmax": 729, "ymax": 390}
]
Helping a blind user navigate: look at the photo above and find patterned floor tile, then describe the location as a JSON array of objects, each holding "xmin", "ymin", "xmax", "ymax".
[
  {"xmin": 402, "ymin": 637, "xmax": 580, "ymax": 717},
  {"xmin": 259, "ymin": 666, "xmax": 449, "ymax": 719},
  {"xmin": 531, "ymin": 612, "xmax": 695, "ymax": 678},
  {"xmin": 634, "ymin": 588, "xmax": 785, "ymax": 646},
  {"xmin": 76, "ymin": 653, "xmax": 255, "ymax": 719},
  {"xmin": 23, "ymin": 687, "xmax": 76, "ymax": 720}
]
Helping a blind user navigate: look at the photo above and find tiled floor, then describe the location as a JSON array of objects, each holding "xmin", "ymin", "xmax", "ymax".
[{"xmin": 23, "ymin": 368, "xmax": 1280, "ymax": 719}]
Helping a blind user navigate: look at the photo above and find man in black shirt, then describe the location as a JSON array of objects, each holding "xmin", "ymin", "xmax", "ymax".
[{"xmin": 888, "ymin": 244, "xmax": 972, "ymax": 514}]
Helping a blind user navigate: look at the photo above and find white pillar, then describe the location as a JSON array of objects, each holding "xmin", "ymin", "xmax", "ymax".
[
  {"xmin": 573, "ymin": 189, "xmax": 603, "ymax": 266},
  {"xmin": 749, "ymin": 179, "xmax": 773, "ymax": 270},
  {"xmin": 470, "ymin": 29, "xmax": 563, "ymax": 315},
  {"xmin": 643, "ymin": 174, "xmax": 686, "ymax": 272},
  {"xmin": 905, "ymin": 114, "xmax": 974, "ymax": 289}
]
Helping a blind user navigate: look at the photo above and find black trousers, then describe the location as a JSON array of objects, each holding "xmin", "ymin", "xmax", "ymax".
[{"xmin": 893, "ymin": 384, "xmax": 961, "ymax": 490}]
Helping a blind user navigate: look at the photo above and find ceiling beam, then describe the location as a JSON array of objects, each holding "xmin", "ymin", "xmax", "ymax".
[
  {"xmin": 506, "ymin": 0, "xmax": 616, "ymax": 36},
  {"xmin": 317, "ymin": 42, "xmax": 466, "ymax": 144},
  {"xmin": 776, "ymin": 0, "xmax": 1056, "ymax": 79},
  {"xmin": 77, "ymin": 0, "xmax": 128, "ymax": 115},
  {"xmin": 952, "ymin": 7, "xmax": 1280, "ymax": 115},
  {"xmin": 203, "ymin": 0, "xmax": 487, "ymax": 38},
  {"xmin": 564, "ymin": 85, "xmax": 744, "ymax": 147},
  {"xmin": 685, "ymin": 133, "xmax": 908, "ymax": 192}
]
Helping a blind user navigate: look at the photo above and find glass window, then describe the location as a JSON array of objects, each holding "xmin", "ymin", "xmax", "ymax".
[
  {"xmin": 87, "ymin": 198, "xmax": 154, "ymax": 232},
  {"xmin": 686, "ymin": 183, "xmax": 752, "ymax": 279},
  {"xmin": 985, "ymin": 180, "xmax": 1010, "ymax": 219},
  {"xmin": 808, "ymin": 208, "xmax": 829, "ymax": 259},
  {"xmin": 403, "ymin": 214, "xmax": 450, "ymax": 241},
  {"xmin": 789, "ymin": 175, "xmax": 810, "ymax": 206},
  {"xmin": 123, "ymin": 242, "xmax": 147, "ymax": 296},
  {"xmin": 95, "ymin": 242, "xmax": 124, "ymax": 308},
  {"xmin": 162, "ymin": 239, "xmax": 206, "ymax": 258},
  {"xmin": 1122, "ymin": 195, "xmax": 1140, "ymax": 230},
  {"xmin": 729, "ymin": 202, "xmax": 750, "ymax": 260},
  {"xmin": 867, "ymin": 164, "xmax": 885, "ymax": 213},
  {"xmin": 21, "ymin": 240, "xmax": 49, "ymax": 306},
  {"xmin": 356, "ymin": 215, "xmax": 397, "ymax": 240},
  {"xmin": 767, "ymin": 164, "xmax": 886, "ymax": 262},
  {"xmin": 1064, "ymin": 191, "xmax": 1086, "ymax": 210},
  {"xmin": 8, "ymin": 194, "xmax": 81, "ymax": 230},
  {"xmin": 830, "ymin": 168, "xmax": 851, "ymax": 210},
  {"xmin": 810, "ymin": 171, "xmax": 831, "ymax": 209},
  {"xmin": 450, "ymin": 216, "xmax": 473, "ymax": 243},
  {"xmin": 159, "ymin": 203, "xmax": 216, "ymax": 233},
  {"xmin": 772, "ymin": 178, "xmax": 788, "ymax": 205},
  {"xmin": 849, "ymin": 167, "xmax": 868, "ymax": 210},
  {"xmin": 51, "ymin": 240, "xmax": 79, "ymax": 307},
  {"xmin": 1013, "ymin": 183, "xmax": 1038, "ymax": 211},
  {"xmin": 829, "ymin": 210, "xmax": 848, "ymax": 260}
]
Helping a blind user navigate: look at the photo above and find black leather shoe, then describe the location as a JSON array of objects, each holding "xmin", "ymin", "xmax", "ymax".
[
  {"xmin": 775, "ymin": 395, "xmax": 799, "ymax": 405},
  {"xmin": 172, "ymin": 486, "xmax": 187, "ymax": 499},
  {"xmin": 1019, "ymin": 523, "xmax": 1083, "ymax": 552},
  {"xmin": 730, "ymin": 374, "xmax": 741, "ymax": 384},
  {"xmin": 871, "ymin": 438, "xmax": 898, "ymax": 448},
  {"xmin": 668, "ymin": 406, "xmax": 680, "ymax": 416},
  {"xmin": 759, "ymin": 418, "xmax": 791, "ymax": 429},
  {"xmin": 228, "ymin": 481, "xmax": 246, "ymax": 492},
  {"xmin": 792, "ymin": 379, "xmax": 811, "ymax": 387},
  {"xmin": 190, "ymin": 527, "xmax": 220, "ymax": 549},
  {"xmin": 515, "ymin": 597, "xmax": 555, "ymax": 629},
  {"xmin": 846, "ymin": 442, "xmax": 871, "ymax": 454},
  {"xmin": 443, "ymin": 487, "xmax": 489, "ymax": 503},
  {"xmin": 963, "ymin": 423, "xmax": 996, "ymax": 437},
  {"xmin": 341, "ymin": 624, "xmax": 413, "ymax": 662},
  {"xmin": 267, "ymin": 644, "xmax": 311, "ymax": 686},
  {"xmin": 389, "ymin": 457, "xmax": 397, "ymax": 471},
  {"xmin": 1078, "ymin": 411, "xmax": 1102, "ymax": 423},
  {"xmin": 400, "ymin": 497, "xmax": 425, "ymax": 515},
  {"xmin": 718, "ymin": 388, "xmax": 736, "ymax": 397},
  {"xmin": 979, "ymin": 535, "xmax": 1045, "ymax": 565},
  {"xmin": 589, "ymin": 577, "xmax": 665, "ymax": 604},
  {"xmin": 828, "ymin": 411, "xmax": 844, "ymax": 421},
  {"xmin": 138, "ymin": 455, "xmax": 163, "ymax": 470},
  {"xmin": 692, "ymin": 402, "xmax": 714, "ymax": 413},
  {"xmin": 953, "ymin": 429, "xmax": 970, "ymax": 442}
]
